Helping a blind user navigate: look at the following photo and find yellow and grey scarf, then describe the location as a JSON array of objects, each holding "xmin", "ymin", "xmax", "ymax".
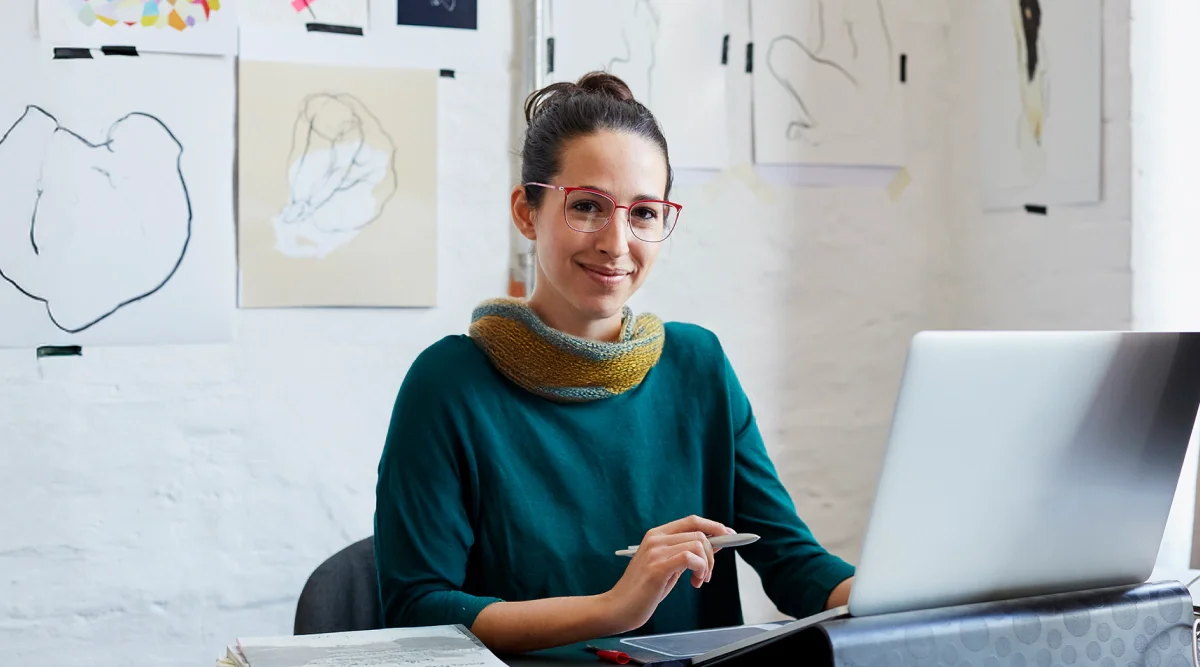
[{"xmin": 468, "ymin": 298, "xmax": 665, "ymax": 402}]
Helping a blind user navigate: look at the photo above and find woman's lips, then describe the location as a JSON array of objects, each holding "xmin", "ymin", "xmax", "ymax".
[{"xmin": 578, "ymin": 263, "xmax": 630, "ymax": 286}]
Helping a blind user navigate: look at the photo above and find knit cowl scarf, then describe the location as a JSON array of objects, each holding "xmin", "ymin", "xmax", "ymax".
[{"xmin": 468, "ymin": 298, "xmax": 665, "ymax": 402}]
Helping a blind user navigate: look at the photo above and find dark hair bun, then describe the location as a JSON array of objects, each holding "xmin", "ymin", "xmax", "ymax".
[
  {"xmin": 575, "ymin": 71, "xmax": 635, "ymax": 101},
  {"xmin": 519, "ymin": 69, "xmax": 672, "ymax": 206},
  {"xmin": 524, "ymin": 71, "xmax": 637, "ymax": 125}
]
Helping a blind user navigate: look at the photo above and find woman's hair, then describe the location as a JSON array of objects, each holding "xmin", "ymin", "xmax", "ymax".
[{"xmin": 521, "ymin": 71, "xmax": 673, "ymax": 208}]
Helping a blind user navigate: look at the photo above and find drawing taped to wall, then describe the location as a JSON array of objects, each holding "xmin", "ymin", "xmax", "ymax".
[
  {"xmin": 238, "ymin": 61, "xmax": 438, "ymax": 308},
  {"xmin": 979, "ymin": 0, "xmax": 1099, "ymax": 209},
  {"xmin": 0, "ymin": 52, "xmax": 235, "ymax": 348},
  {"xmin": 66, "ymin": 0, "xmax": 220, "ymax": 30},
  {"xmin": 549, "ymin": 0, "xmax": 727, "ymax": 169},
  {"xmin": 751, "ymin": 0, "xmax": 904, "ymax": 166},
  {"xmin": 241, "ymin": 0, "xmax": 369, "ymax": 30},
  {"xmin": 0, "ymin": 106, "xmax": 190, "ymax": 335},
  {"xmin": 37, "ymin": 0, "xmax": 238, "ymax": 55},
  {"xmin": 396, "ymin": 0, "xmax": 477, "ymax": 30},
  {"xmin": 273, "ymin": 94, "xmax": 398, "ymax": 259},
  {"xmin": 1013, "ymin": 0, "xmax": 1047, "ymax": 151}
]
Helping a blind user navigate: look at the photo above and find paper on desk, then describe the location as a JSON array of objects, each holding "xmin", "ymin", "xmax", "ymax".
[{"xmin": 237, "ymin": 625, "xmax": 507, "ymax": 667}]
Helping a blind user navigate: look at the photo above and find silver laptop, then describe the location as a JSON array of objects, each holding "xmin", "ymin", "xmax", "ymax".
[
  {"xmin": 623, "ymin": 331, "xmax": 1200, "ymax": 665},
  {"xmin": 849, "ymin": 330, "xmax": 1200, "ymax": 617}
]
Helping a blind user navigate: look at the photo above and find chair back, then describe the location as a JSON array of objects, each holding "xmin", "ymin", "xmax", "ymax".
[{"xmin": 294, "ymin": 537, "xmax": 381, "ymax": 635}]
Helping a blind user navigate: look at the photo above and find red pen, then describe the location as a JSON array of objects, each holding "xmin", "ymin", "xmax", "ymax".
[{"xmin": 586, "ymin": 645, "xmax": 632, "ymax": 664}]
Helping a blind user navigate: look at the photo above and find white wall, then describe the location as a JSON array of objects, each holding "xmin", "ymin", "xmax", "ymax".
[
  {"xmin": 1130, "ymin": 0, "xmax": 1200, "ymax": 571},
  {"xmin": 0, "ymin": 1, "xmax": 1165, "ymax": 665}
]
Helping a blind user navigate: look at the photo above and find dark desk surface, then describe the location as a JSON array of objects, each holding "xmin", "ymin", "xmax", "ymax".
[{"xmin": 501, "ymin": 643, "xmax": 599, "ymax": 666}]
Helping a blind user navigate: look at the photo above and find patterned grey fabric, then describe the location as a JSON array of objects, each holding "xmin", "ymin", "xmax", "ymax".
[
  {"xmin": 293, "ymin": 538, "xmax": 382, "ymax": 635},
  {"xmin": 817, "ymin": 580, "xmax": 1194, "ymax": 667}
]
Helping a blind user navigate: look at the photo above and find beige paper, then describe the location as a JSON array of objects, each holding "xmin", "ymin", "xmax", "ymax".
[{"xmin": 238, "ymin": 61, "xmax": 437, "ymax": 308}]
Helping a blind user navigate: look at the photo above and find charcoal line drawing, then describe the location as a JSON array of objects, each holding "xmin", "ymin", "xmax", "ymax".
[
  {"xmin": 1013, "ymin": 0, "xmax": 1046, "ymax": 145},
  {"xmin": 548, "ymin": 0, "xmax": 660, "ymax": 106},
  {"xmin": 764, "ymin": 0, "xmax": 893, "ymax": 148},
  {"xmin": 272, "ymin": 93, "xmax": 398, "ymax": 259},
  {"xmin": 0, "ymin": 105, "xmax": 191, "ymax": 334},
  {"xmin": 1010, "ymin": 0, "xmax": 1048, "ymax": 180},
  {"xmin": 605, "ymin": 0, "xmax": 660, "ymax": 105}
]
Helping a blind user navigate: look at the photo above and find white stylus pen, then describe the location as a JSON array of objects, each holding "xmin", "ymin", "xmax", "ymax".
[{"xmin": 614, "ymin": 533, "xmax": 760, "ymax": 557}]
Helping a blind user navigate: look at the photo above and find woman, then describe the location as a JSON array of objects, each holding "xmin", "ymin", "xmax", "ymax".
[{"xmin": 374, "ymin": 72, "xmax": 854, "ymax": 655}]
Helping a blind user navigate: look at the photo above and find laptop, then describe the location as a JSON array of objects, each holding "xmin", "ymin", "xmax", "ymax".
[{"xmin": 615, "ymin": 331, "xmax": 1200, "ymax": 666}]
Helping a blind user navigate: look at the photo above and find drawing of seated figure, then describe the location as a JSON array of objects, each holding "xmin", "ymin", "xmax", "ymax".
[
  {"xmin": 766, "ymin": 0, "xmax": 894, "ymax": 148},
  {"xmin": 0, "ymin": 106, "xmax": 191, "ymax": 333},
  {"xmin": 272, "ymin": 93, "xmax": 397, "ymax": 260}
]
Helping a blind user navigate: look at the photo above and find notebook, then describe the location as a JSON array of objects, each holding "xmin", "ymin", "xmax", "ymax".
[{"xmin": 215, "ymin": 625, "xmax": 507, "ymax": 667}]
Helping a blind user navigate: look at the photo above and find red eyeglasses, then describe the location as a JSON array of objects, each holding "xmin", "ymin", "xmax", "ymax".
[{"xmin": 525, "ymin": 182, "xmax": 682, "ymax": 243}]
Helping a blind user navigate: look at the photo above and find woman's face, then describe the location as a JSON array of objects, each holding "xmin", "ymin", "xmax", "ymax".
[{"xmin": 513, "ymin": 130, "xmax": 670, "ymax": 333}]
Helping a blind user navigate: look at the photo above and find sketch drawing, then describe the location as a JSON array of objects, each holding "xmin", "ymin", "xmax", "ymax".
[
  {"xmin": 68, "ymin": 0, "xmax": 223, "ymax": 31},
  {"xmin": 548, "ymin": 0, "xmax": 660, "ymax": 105},
  {"xmin": 605, "ymin": 0, "xmax": 660, "ymax": 105},
  {"xmin": 0, "ymin": 105, "xmax": 190, "ymax": 333},
  {"xmin": 240, "ymin": 0, "xmax": 369, "ymax": 29},
  {"xmin": 272, "ymin": 93, "xmax": 397, "ymax": 260},
  {"xmin": 1011, "ymin": 0, "xmax": 1048, "ymax": 179},
  {"xmin": 548, "ymin": 0, "xmax": 726, "ymax": 169},
  {"xmin": 764, "ymin": 0, "xmax": 894, "ymax": 149},
  {"xmin": 978, "ymin": 0, "xmax": 1098, "ymax": 209},
  {"xmin": 430, "ymin": 0, "xmax": 457, "ymax": 11}
]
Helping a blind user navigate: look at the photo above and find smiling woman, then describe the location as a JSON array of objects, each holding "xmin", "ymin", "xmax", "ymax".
[{"xmin": 372, "ymin": 71, "xmax": 854, "ymax": 656}]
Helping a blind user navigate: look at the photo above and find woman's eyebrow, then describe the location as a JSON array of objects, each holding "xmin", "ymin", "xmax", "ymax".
[{"xmin": 579, "ymin": 185, "xmax": 664, "ymax": 202}]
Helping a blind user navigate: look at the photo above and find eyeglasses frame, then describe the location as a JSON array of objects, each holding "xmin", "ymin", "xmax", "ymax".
[{"xmin": 524, "ymin": 182, "xmax": 683, "ymax": 243}]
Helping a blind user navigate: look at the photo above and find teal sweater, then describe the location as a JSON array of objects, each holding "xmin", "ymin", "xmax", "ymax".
[{"xmin": 373, "ymin": 322, "xmax": 854, "ymax": 635}]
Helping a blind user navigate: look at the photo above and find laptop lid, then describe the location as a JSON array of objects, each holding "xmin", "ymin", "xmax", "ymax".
[{"xmin": 848, "ymin": 331, "xmax": 1200, "ymax": 618}]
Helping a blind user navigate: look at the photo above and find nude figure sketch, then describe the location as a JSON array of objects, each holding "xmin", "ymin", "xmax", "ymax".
[
  {"xmin": 272, "ymin": 93, "xmax": 398, "ymax": 260},
  {"xmin": 765, "ymin": 0, "xmax": 894, "ymax": 148}
]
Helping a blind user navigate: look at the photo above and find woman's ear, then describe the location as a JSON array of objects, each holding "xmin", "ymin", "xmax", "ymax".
[{"xmin": 511, "ymin": 185, "xmax": 537, "ymax": 242}]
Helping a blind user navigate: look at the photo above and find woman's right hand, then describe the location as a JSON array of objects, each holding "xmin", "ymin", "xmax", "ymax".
[{"xmin": 601, "ymin": 515, "xmax": 737, "ymax": 633}]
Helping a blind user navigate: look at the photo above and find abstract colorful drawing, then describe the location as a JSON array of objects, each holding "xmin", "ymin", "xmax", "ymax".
[{"xmin": 69, "ymin": 0, "xmax": 223, "ymax": 31}]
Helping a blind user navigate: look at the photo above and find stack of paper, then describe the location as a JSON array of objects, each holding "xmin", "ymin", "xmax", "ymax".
[{"xmin": 215, "ymin": 625, "xmax": 509, "ymax": 667}]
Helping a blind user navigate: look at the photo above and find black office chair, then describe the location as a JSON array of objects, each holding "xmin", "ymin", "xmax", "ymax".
[{"xmin": 294, "ymin": 537, "xmax": 383, "ymax": 635}]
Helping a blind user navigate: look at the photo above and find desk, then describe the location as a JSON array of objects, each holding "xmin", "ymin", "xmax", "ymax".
[
  {"xmin": 498, "ymin": 573, "xmax": 1200, "ymax": 666},
  {"xmin": 501, "ymin": 643, "xmax": 601, "ymax": 666}
]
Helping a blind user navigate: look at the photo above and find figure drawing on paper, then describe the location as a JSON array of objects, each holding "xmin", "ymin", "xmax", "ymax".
[
  {"xmin": 68, "ymin": 0, "xmax": 223, "ymax": 31},
  {"xmin": 605, "ymin": 0, "xmax": 660, "ymax": 106},
  {"xmin": 548, "ymin": 0, "xmax": 660, "ymax": 106},
  {"xmin": 272, "ymin": 93, "xmax": 398, "ymax": 260},
  {"xmin": 765, "ymin": 0, "xmax": 893, "ymax": 148},
  {"xmin": 0, "ymin": 105, "xmax": 191, "ymax": 333},
  {"xmin": 1011, "ymin": 0, "xmax": 1048, "ymax": 180}
]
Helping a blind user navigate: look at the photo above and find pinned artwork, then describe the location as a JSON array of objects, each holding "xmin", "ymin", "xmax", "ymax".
[
  {"xmin": 548, "ymin": 0, "xmax": 728, "ymax": 170},
  {"xmin": 978, "ymin": 0, "xmax": 1101, "ymax": 209},
  {"xmin": 241, "ymin": 0, "xmax": 369, "ymax": 31},
  {"xmin": 0, "ymin": 54, "xmax": 236, "ymax": 348},
  {"xmin": 36, "ymin": 0, "xmax": 238, "ymax": 55},
  {"xmin": 237, "ymin": 61, "xmax": 437, "ymax": 308},
  {"xmin": 0, "ymin": 107, "xmax": 190, "ymax": 335},
  {"xmin": 396, "ymin": 0, "xmax": 476, "ymax": 30},
  {"xmin": 750, "ymin": 0, "xmax": 905, "ymax": 166}
]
